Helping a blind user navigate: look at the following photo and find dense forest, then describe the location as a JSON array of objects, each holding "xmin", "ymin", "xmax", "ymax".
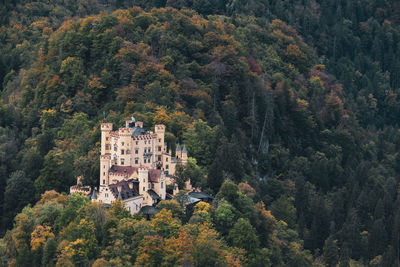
[{"xmin": 0, "ymin": 0, "xmax": 400, "ymax": 266}]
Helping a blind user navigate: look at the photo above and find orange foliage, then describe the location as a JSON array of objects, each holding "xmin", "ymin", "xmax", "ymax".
[
  {"xmin": 153, "ymin": 107, "xmax": 171, "ymax": 125},
  {"xmin": 37, "ymin": 190, "xmax": 68, "ymax": 205},
  {"xmin": 238, "ymin": 183, "xmax": 256, "ymax": 198}
]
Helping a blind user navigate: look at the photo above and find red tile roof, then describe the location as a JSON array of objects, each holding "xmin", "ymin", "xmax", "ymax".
[
  {"xmin": 148, "ymin": 169, "xmax": 162, "ymax": 183},
  {"xmin": 109, "ymin": 165, "xmax": 138, "ymax": 178}
]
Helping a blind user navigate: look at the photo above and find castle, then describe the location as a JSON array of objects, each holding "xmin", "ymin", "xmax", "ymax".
[{"xmin": 70, "ymin": 117, "xmax": 188, "ymax": 214}]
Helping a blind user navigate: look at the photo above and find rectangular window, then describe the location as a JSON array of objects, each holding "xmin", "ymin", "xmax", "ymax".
[
  {"xmin": 144, "ymin": 148, "xmax": 147, "ymax": 153},
  {"xmin": 166, "ymin": 157, "xmax": 168, "ymax": 162},
  {"xmin": 121, "ymin": 149, "xmax": 124, "ymax": 155},
  {"xmin": 152, "ymin": 184, "xmax": 154, "ymax": 189},
  {"xmin": 136, "ymin": 141, "xmax": 138, "ymax": 145},
  {"xmin": 144, "ymin": 158, "xmax": 146, "ymax": 163},
  {"xmin": 158, "ymin": 138, "xmax": 161, "ymax": 142},
  {"xmin": 105, "ymin": 144, "xmax": 109, "ymax": 149},
  {"xmin": 158, "ymin": 146, "xmax": 161, "ymax": 151},
  {"xmin": 121, "ymin": 158, "xmax": 125, "ymax": 165},
  {"xmin": 166, "ymin": 164, "xmax": 169, "ymax": 169},
  {"xmin": 158, "ymin": 156, "xmax": 161, "ymax": 161},
  {"xmin": 103, "ymin": 172, "xmax": 105, "ymax": 176},
  {"xmin": 126, "ymin": 149, "xmax": 130, "ymax": 154},
  {"xmin": 135, "ymin": 158, "xmax": 139, "ymax": 164},
  {"xmin": 103, "ymin": 180, "xmax": 105, "ymax": 184},
  {"xmin": 122, "ymin": 142, "xmax": 124, "ymax": 146},
  {"xmin": 106, "ymin": 137, "xmax": 109, "ymax": 141},
  {"xmin": 135, "ymin": 148, "xmax": 139, "ymax": 154},
  {"xmin": 161, "ymin": 182, "xmax": 163, "ymax": 189}
]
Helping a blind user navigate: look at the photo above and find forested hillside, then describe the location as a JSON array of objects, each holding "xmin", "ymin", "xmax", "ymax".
[{"xmin": 0, "ymin": 1, "xmax": 400, "ymax": 266}]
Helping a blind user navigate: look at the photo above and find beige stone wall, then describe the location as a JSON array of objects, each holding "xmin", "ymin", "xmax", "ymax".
[
  {"xmin": 101, "ymin": 123, "xmax": 112, "ymax": 155},
  {"xmin": 100, "ymin": 155, "xmax": 111, "ymax": 186},
  {"xmin": 97, "ymin": 185, "xmax": 115, "ymax": 203},
  {"xmin": 130, "ymin": 135, "xmax": 157, "ymax": 168},
  {"xmin": 153, "ymin": 173, "xmax": 166, "ymax": 200},
  {"xmin": 123, "ymin": 196, "xmax": 144, "ymax": 214}
]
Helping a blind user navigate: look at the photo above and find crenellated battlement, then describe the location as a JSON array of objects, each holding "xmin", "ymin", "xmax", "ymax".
[
  {"xmin": 138, "ymin": 167, "xmax": 147, "ymax": 172},
  {"xmin": 155, "ymin": 124, "xmax": 165, "ymax": 132},
  {"xmin": 101, "ymin": 123, "xmax": 113, "ymax": 131},
  {"xmin": 119, "ymin": 127, "xmax": 133, "ymax": 136},
  {"xmin": 109, "ymin": 131, "xmax": 119, "ymax": 138},
  {"xmin": 100, "ymin": 155, "xmax": 111, "ymax": 160},
  {"xmin": 131, "ymin": 134, "xmax": 156, "ymax": 140}
]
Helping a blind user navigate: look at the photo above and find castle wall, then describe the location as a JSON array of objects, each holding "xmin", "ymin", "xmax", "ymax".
[
  {"xmin": 97, "ymin": 186, "xmax": 115, "ymax": 203},
  {"xmin": 123, "ymin": 196, "xmax": 144, "ymax": 214}
]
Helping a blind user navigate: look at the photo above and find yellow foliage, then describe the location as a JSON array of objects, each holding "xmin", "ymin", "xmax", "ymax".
[
  {"xmin": 64, "ymin": 239, "xmax": 87, "ymax": 259},
  {"xmin": 193, "ymin": 201, "xmax": 211, "ymax": 216},
  {"xmin": 31, "ymin": 225, "xmax": 55, "ymax": 251},
  {"xmin": 296, "ymin": 99, "xmax": 310, "ymax": 113}
]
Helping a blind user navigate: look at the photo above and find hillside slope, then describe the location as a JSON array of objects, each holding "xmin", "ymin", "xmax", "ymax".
[{"xmin": 0, "ymin": 6, "xmax": 400, "ymax": 266}]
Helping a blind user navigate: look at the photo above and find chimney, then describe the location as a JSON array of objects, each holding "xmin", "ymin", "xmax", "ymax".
[{"xmin": 77, "ymin": 176, "xmax": 83, "ymax": 186}]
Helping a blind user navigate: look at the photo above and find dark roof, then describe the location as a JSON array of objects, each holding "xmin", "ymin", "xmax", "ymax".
[
  {"xmin": 176, "ymin": 143, "xmax": 181, "ymax": 151},
  {"xmin": 148, "ymin": 169, "xmax": 162, "ymax": 182},
  {"xmin": 182, "ymin": 144, "xmax": 187, "ymax": 153},
  {"xmin": 141, "ymin": 206, "xmax": 159, "ymax": 215},
  {"xmin": 148, "ymin": 189, "xmax": 161, "ymax": 200},
  {"xmin": 90, "ymin": 189, "xmax": 97, "ymax": 200},
  {"xmin": 131, "ymin": 126, "xmax": 149, "ymax": 136},
  {"xmin": 175, "ymin": 194, "xmax": 201, "ymax": 206},
  {"xmin": 188, "ymin": 191, "xmax": 213, "ymax": 200},
  {"xmin": 109, "ymin": 179, "xmax": 140, "ymax": 200}
]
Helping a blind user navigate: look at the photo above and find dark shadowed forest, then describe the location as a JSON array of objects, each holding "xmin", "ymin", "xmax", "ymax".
[{"xmin": 0, "ymin": 0, "xmax": 400, "ymax": 266}]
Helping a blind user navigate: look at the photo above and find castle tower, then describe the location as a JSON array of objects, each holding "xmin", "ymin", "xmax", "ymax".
[
  {"xmin": 155, "ymin": 125, "xmax": 165, "ymax": 168},
  {"xmin": 118, "ymin": 127, "xmax": 133, "ymax": 166},
  {"xmin": 101, "ymin": 123, "xmax": 113, "ymax": 155},
  {"xmin": 138, "ymin": 167, "xmax": 148, "ymax": 196},
  {"xmin": 100, "ymin": 155, "xmax": 111, "ymax": 187},
  {"xmin": 176, "ymin": 143, "xmax": 181, "ymax": 159},
  {"xmin": 181, "ymin": 144, "xmax": 188, "ymax": 164}
]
